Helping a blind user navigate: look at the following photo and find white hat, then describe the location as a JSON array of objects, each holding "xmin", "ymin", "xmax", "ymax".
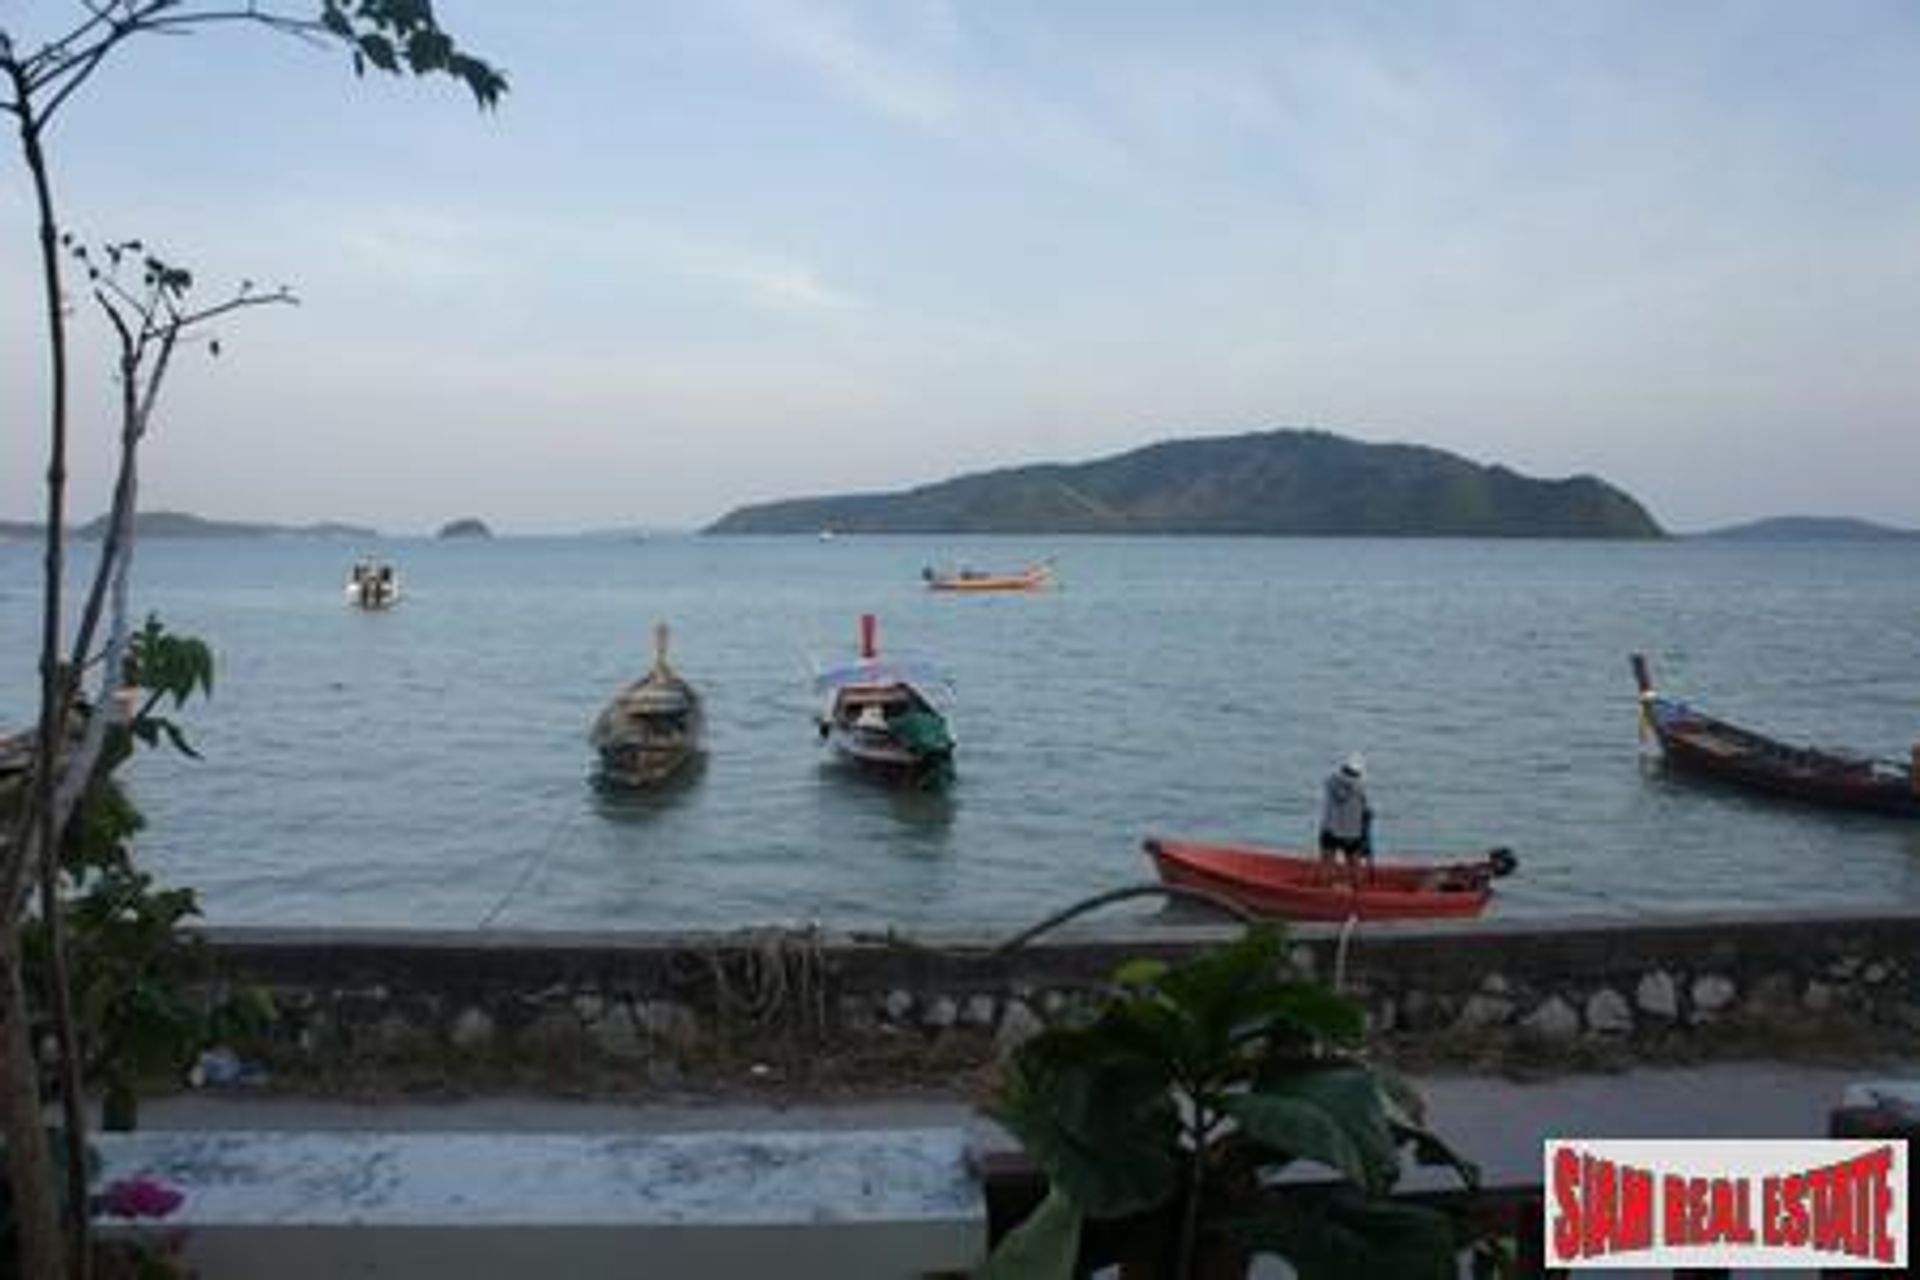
[{"xmin": 1341, "ymin": 751, "xmax": 1367, "ymax": 778}]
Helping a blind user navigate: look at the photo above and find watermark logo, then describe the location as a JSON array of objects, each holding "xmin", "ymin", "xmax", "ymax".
[{"xmin": 1545, "ymin": 1138, "xmax": 1907, "ymax": 1270}]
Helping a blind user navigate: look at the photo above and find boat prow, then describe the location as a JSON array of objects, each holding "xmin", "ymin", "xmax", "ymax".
[
  {"xmin": 591, "ymin": 623, "xmax": 705, "ymax": 790},
  {"xmin": 1145, "ymin": 836, "xmax": 1515, "ymax": 922}
]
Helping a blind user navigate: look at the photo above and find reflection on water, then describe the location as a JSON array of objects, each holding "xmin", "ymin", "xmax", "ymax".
[{"xmin": 4, "ymin": 534, "xmax": 1919, "ymax": 930}]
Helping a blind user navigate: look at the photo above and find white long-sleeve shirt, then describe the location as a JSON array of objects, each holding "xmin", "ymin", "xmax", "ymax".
[{"xmin": 1321, "ymin": 769, "xmax": 1369, "ymax": 840}]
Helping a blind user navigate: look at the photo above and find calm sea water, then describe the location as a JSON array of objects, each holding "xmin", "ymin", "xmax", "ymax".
[{"xmin": 3, "ymin": 535, "xmax": 1918, "ymax": 931}]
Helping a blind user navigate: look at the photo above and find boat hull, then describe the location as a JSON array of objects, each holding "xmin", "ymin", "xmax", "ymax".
[
  {"xmin": 593, "ymin": 746, "xmax": 701, "ymax": 790},
  {"xmin": 925, "ymin": 565, "xmax": 1050, "ymax": 593},
  {"xmin": 1145, "ymin": 837, "xmax": 1503, "ymax": 922},
  {"xmin": 590, "ymin": 674, "xmax": 704, "ymax": 792},
  {"xmin": 821, "ymin": 723, "xmax": 953, "ymax": 784},
  {"xmin": 1643, "ymin": 696, "xmax": 1920, "ymax": 817},
  {"xmin": 1630, "ymin": 656, "xmax": 1920, "ymax": 818}
]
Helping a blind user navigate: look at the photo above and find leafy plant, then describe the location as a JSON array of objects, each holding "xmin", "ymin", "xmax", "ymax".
[
  {"xmin": 2, "ymin": 5, "xmax": 505, "ymax": 1271},
  {"xmin": 984, "ymin": 926, "xmax": 1485, "ymax": 1279},
  {"xmin": 21, "ymin": 618, "xmax": 219, "ymax": 1133}
]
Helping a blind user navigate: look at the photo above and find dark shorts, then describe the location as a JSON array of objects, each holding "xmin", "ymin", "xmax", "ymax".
[{"xmin": 1319, "ymin": 829, "xmax": 1368, "ymax": 858}]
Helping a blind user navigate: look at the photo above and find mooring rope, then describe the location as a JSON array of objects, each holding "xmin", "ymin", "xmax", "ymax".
[
  {"xmin": 688, "ymin": 925, "xmax": 830, "ymax": 1049},
  {"xmin": 1332, "ymin": 912, "xmax": 1361, "ymax": 993},
  {"xmin": 475, "ymin": 802, "xmax": 584, "ymax": 929}
]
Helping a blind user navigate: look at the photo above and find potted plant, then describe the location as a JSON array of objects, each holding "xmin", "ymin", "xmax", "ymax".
[{"xmin": 983, "ymin": 925, "xmax": 1489, "ymax": 1278}]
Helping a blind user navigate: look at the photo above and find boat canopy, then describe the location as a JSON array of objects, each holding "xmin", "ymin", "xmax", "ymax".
[{"xmin": 813, "ymin": 658, "xmax": 949, "ymax": 695}]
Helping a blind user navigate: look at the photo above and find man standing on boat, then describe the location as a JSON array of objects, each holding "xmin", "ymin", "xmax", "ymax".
[{"xmin": 1319, "ymin": 752, "xmax": 1373, "ymax": 875}]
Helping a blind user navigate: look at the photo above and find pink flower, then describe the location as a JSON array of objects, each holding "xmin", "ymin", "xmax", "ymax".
[{"xmin": 97, "ymin": 1176, "xmax": 184, "ymax": 1220}]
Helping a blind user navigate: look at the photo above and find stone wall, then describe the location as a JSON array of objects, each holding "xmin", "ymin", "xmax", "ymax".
[{"xmin": 191, "ymin": 911, "xmax": 1920, "ymax": 1091}]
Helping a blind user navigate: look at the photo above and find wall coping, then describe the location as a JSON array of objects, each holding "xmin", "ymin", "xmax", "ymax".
[{"xmin": 196, "ymin": 907, "xmax": 1920, "ymax": 956}]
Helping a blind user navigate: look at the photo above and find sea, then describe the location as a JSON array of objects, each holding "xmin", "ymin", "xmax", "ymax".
[{"xmin": 2, "ymin": 534, "xmax": 1918, "ymax": 933}]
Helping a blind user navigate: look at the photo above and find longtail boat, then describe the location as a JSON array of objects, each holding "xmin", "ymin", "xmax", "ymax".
[
  {"xmin": 814, "ymin": 614, "xmax": 955, "ymax": 787},
  {"xmin": 590, "ymin": 623, "xmax": 704, "ymax": 789},
  {"xmin": 1145, "ymin": 836, "xmax": 1516, "ymax": 922},
  {"xmin": 921, "ymin": 561, "xmax": 1052, "ymax": 593},
  {"xmin": 1631, "ymin": 654, "xmax": 1920, "ymax": 817}
]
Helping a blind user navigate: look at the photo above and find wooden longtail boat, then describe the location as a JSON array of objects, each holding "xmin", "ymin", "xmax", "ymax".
[
  {"xmin": 814, "ymin": 614, "xmax": 955, "ymax": 787},
  {"xmin": 1145, "ymin": 836, "xmax": 1516, "ymax": 922},
  {"xmin": 1631, "ymin": 654, "xmax": 1920, "ymax": 817},
  {"xmin": 590, "ymin": 623, "xmax": 704, "ymax": 789},
  {"xmin": 921, "ymin": 562, "xmax": 1052, "ymax": 593}
]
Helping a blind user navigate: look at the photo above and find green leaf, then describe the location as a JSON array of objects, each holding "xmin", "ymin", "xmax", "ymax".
[
  {"xmin": 1111, "ymin": 957, "xmax": 1168, "ymax": 988},
  {"xmin": 1232, "ymin": 980, "xmax": 1365, "ymax": 1049},
  {"xmin": 154, "ymin": 718, "xmax": 201, "ymax": 760},
  {"xmin": 358, "ymin": 32, "xmax": 399, "ymax": 71},
  {"xmin": 991, "ymin": 1029, "xmax": 1182, "ymax": 1218},
  {"xmin": 1225, "ymin": 1067, "xmax": 1400, "ymax": 1194},
  {"xmin": 1152, "ymin": 925, "xmax": 1291, "ymax": 1063},
  {"xmin": 978, "ymin": 1184, "xmax": 1081, "ymax": 1280},
  {"xmin": 1371, "ymin": 1067, "xmax": 1481, "ymax": 1187},
  {"xmin": 1374, "ymin": 1065, "xmax": 1429, "ymax": 1129},
  {"xmin": 1223, "ymin": 1190, "xmax": 1459, "ymax": 1280},
  {"xmin": 1396, "ymin": 1124, "xmax": 1481, "ymax": 1189},
  {"xmin": 405, "ymin": 27, "xmax": 453, "ymax": 72}
]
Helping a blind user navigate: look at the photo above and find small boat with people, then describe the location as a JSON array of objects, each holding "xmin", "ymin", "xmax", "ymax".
[
  {"xmin": 590, "ymin": 623, "xmax": 705, "ymax": 790},
  {"xmin": 814, "ymin": 614, "xmax": 955, "ymax": 786},
  {"xmin": 345, "ymin": 559, "xmax": 400, "ymax": 610},
  {"xmin": 1631, "ymin": 654, "xmax": 1920, "ymax": 817},
  {"xmin": 1144, "ymin": 836, "xmax": 1516, "ymax": 922},
  {"xmin": 921, "ymin": 561, "xmax": 1052, "ymax": 593}
]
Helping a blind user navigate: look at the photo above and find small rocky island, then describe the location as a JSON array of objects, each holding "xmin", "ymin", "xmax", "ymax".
[{"xmin": 436, "ymin": 518, "xmax": 494, "ymax": 540}]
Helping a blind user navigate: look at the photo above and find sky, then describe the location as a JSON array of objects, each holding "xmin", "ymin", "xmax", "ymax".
[{"xmin": 3, "ymin": 0, "xmax": 1919, "ymax": 534}]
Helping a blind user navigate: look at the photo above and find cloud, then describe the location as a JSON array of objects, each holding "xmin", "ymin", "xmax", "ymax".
[
  {"xmin": 724, "ymin": 0, "xmax": 1130, "ymax": 180},
  {"xmin": 284, "ymin": 198, "xmax": 874, "ymax": 318},
  {"xmin": 737, "ymin": 0, "xmax": 964, "ymax": 136}
]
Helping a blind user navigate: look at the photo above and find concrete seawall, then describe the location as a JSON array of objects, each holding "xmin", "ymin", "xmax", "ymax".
[{"xmin": 193, "ymin": 910, "xmax": 1920, "ymax": 1088}]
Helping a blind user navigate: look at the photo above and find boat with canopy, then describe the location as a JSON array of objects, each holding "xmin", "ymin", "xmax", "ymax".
[{"xmin": 814, "ymin": 615, "xmax": 955, "ymax": 786}]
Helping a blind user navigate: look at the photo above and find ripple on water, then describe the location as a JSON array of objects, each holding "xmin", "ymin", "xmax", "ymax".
[{"xmin": 3, "ymin": 535, "xmax": 1918, "ymax": 929}]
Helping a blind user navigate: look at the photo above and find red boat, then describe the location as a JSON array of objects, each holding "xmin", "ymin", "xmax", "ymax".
[{"xmin": 1144, "ymin": 837, "xmax": 1516, "ymax": 922}]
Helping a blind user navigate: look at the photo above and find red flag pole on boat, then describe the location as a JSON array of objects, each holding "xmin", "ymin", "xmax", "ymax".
[{"xmin": 859, "ymin": 613, "xmax": 877, "ymax": 659}]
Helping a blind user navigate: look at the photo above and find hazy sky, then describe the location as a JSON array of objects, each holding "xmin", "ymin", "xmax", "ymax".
[{"xmin": 4, "ymin": 1, "xmax": 1919, "ymax": 533}]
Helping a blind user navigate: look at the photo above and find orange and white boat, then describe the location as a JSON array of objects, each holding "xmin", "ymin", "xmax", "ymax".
[
  {"xmin": 1145, "ymin": 836, "xmax": 1516, "ymax": 922},
  {"xmin": 921, "ymin": 561, "xmax": 1052, "ymax": 593}
]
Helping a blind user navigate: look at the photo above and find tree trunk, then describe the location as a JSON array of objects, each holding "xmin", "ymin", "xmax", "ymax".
[
  {"xmin": 100, "ymin": 1081, "xmax": 137, "ymax": 1135},
  {"xmin": 1, "ymin": 919, "xmax": 67, "ymax": 1280}
]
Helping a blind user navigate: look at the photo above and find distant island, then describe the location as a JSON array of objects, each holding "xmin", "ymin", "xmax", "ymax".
[
  {"xmin": 1693, "ymin": 515, "xmax": 1920, "ymax": 541},
  {"xmin": 62, "ymin": 511, "xmax": 378, "ymax": 539},
  {"xmin": 436, "ymin": 518, "xmax": 493, "ymax": 540},
  {"xmin": 706, "ymin": 428, "xmax": 1663, "ymax": 538}
]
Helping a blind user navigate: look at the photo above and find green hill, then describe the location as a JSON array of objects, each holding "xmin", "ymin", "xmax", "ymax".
[
  {"xmin": 70, "ymin": 511, "xmax": 378, "ymax": 539},
  {"xmin": 1694, "ymin": 515, "xmax": 1920, "ymax": 541},
  {"xmin": 707, "ymin": 429, "xmax": 1662, "ymax": 537}
]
